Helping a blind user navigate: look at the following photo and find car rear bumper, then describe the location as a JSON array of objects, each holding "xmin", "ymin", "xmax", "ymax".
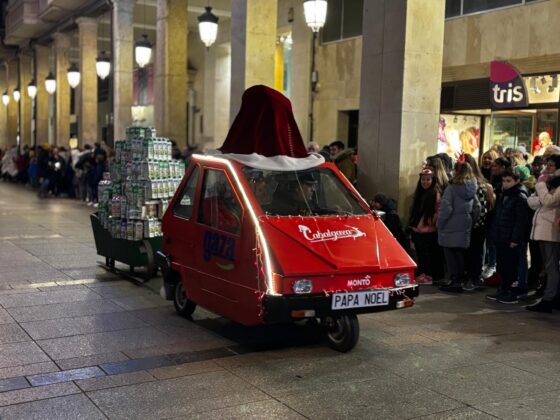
[{"xmin": 262, "ymin": 285, "xmax": 419, "ymax": 323}]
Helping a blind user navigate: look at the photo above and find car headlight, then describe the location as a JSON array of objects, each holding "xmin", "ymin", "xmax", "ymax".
[
  {"xmin": 394, "ymin": 273, "xmax": 411, "ymax": 287},
  {"xmin": 293, "ymin": 279, "xmax": 313, "ymax": 294}
]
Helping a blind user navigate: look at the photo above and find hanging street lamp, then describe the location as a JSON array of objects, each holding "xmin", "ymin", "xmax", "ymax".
[
  {"xmin": 198, "ymin": 6, "xmax": 219, "ymax": 48},
  {"xmin": 135, "ymin": 34, "xmax": 152, "ymax": 68},
  {"xmin": 27, "ymin": 79, "xmax": 37, "ymax": 99},
  {"xmin": 2, "ymin": 91, "xmax": 9, "ymax": 106},
  {"xmin": 45, "ymin": 72, "xmax": 56, "ymax": 95},
  {"xmin": 96, "ymin": 51, "xmax": 111, "ymax": 80},
  {"xmin": 304, "ymin": 0, "xmax": 328, "ymax": 32},
  {"xmin": 13, "ymin": 86, "xmax": 21, "ymax": 102},
  {"xmin": 67, "ymin": 63, "xmax": 81, "ymax": 89}
]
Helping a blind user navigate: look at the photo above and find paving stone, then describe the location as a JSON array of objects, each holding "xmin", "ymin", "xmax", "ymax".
[
  {"xmin": 185, "ymin": 399, "xmax": 307, "ymax": 420},
  {"xmin": 0, "ymin": 323, "xmax": 30, "ymax": 344},
  {"xmin": 0, "ymin": 288, "xmax": 104, "ymax": 308},
  {"xmin": 149, "ymin": 360, "xmax": 224, "ymax": 380},
  {"xmin": 109, "ymin": 295, "xmax": 171, "ymax": 311},
  {"xmin": 76, "ymin": 370, "xmax": 155, "ymax": 392},
  {"xmin": 27, "ymin": 366, "xmax": 106, "ymax": 386},
  {"xmin": 37, "ymin": 327, "xmax": 179, "ymax": 359},
  {"xmin": 0, "ymin": 393, "xmax": 106, "ymax": 420},
  {"xmin": 0, "ymin": 382, "xmax": 80, "ymax": 407},
  {"xmin": 7, "ymin": 299, "xmax": 125, "ymax": 322},
  {"xmin": 21, "ymin": 312, "xmax": 148, "ymax": 340},
  {"xmin": 56, "ymin": 352, "xmax": 130, "ymax": 371},
  {"xmin": 0, "ymin": 376, "xmax": 30, "ymax": 392},
  {"xmin": 0, "ymin": 308, "xmax": 14, "ymax": 324},
  {"xmin": 0, "ymin": 362, "xmax": 59, "ymax": 381},
  {"xmin": 87, "ymin": 283, "xmax": 156, "ymax": 299},
  {"xmin": 278, "ymin": 376, "xmax": 464, "ymax": 420},
  {"xmin": 100, "ymin": 354, "xmax": 176, "ymax": 375},
  {"xmin": 88, "ymin": 371, "xmax": 268, "ymax": 419},
  {"xmin": 413, "ymin": 361, "xmax": 560, "ymax": 405},
  {"xmin": 474, "ymin": 389, "xmax": 560, "ymax": 419},
  {"xmin": 413, "ymin": 407, "xmax": 500, "ymax": 419},
  {"xmin": 0, "ymin": 342, "xmax": 50, "ymax": 369}
]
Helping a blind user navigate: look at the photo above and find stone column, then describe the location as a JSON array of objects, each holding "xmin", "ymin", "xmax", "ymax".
[
  {"xmin": 53, "ymin": 32, "xmax": 71, "ymax": 147},
  {"xmin": 230, "ymin": 0, "xmax": 277, "ymax": 121},
  {"xmin": 0, "ymin": 66, "xmax": 7, "ymax": 151},
  {"xmin": 6, "ymin": 59, "xmax": 18, "ymax": 147},
  {"xmin": 357, "ymin": 0, "xmax": 445, "ymax": 216},
  {"xmin": 77, "ymin": 17, "xmax": 98, "ymax": 148},
  {"xmin": 35, "ymin": 45, "xmax": 50, "ymax": 146},
  {"xmin": 112, "ymin": 0, "xmax": 134, "ymax": 141},
  {"xmin": 154, "ymin": 0, "xmax": 188, "ymax": 148},
  {"xmin": 290, "ymin": 9, "xmax": 312, "ymax": 143},
  {"xmin": 18, "ymin": 53, "xmax": 32, "ymax": 147}
]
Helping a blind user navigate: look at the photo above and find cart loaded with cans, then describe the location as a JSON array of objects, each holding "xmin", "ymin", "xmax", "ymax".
[{"xmin": 91, "ymin": 126, "xmax": 185, "ymax": 281}]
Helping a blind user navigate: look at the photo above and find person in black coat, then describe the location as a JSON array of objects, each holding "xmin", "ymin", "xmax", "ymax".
[
  {"xmin": 370, "ymin": 193, "xmax": 411, "ymax": 254},
  {"xmin": 487, "ymin": 169, "xmax": 530, "ymax": 304}
]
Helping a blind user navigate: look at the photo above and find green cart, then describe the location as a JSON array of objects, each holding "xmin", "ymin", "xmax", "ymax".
[{"xmin": 90, "ymin": 213, "xmax": 162, "ymax": 281}]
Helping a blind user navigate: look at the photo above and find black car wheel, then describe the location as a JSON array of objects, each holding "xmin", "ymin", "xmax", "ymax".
[
  {"xmin": 173, "ymin": 280, "xmax": 197, "ymax": 317},
  {"xmin": 323, "ymin": 314, "xmax": 360, "ymax": 352}
]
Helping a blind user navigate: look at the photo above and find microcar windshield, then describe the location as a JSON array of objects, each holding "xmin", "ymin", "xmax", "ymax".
[{"xmin": 242, "ymin": 167, "xmax": 369, "ymax": 216}]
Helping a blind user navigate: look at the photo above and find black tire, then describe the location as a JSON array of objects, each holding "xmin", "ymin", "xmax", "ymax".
[
  {"xmin": 323, "ymin": 314, "xmax": 360, "ymax": 352},
  {"xmin": 173, "ymin": 280, "xmax": 197, "ymax": 317},
  {"xmin": 105, "ymin": 257, "xmax": 115, "ymax": 269}
]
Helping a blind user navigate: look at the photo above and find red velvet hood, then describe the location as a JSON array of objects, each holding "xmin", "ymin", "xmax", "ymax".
[{"xmin": 220, "ymin": 85, "xmax": 308, "ymax": 158}]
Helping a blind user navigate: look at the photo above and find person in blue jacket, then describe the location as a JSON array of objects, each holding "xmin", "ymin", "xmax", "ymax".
[{"xmin": 437, "ymin": 161, "xmax": 480, "ymax": 293}]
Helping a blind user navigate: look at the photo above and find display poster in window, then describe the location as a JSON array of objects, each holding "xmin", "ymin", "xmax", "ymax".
[{"xmin": 438, "ymin": 114, "xmax": 481, "ymax": 159}]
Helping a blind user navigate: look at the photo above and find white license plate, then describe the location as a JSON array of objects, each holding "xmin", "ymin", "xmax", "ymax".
[{"xmin": 331, "ymin": 290, "xmax": 389, "ymax": 310}]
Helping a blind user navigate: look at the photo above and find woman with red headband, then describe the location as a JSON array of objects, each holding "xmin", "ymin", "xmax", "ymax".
[{"xmin": 409, "ymin": 167, "xmax": 444, "ymax": 285}]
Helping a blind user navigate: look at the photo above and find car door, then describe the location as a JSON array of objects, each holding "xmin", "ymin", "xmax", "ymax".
[
  {"xmin": 166, "ymin": 165, "xmax": 201, "ymax": 299},
  {"xmin": 191, "ymin": 167, "xmax": 246, "ymax": 318}
]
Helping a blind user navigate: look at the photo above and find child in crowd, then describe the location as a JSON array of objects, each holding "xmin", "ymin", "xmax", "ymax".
[
  {"xmin": 408, "ymin": 168, "xmax": 443, "ymax": 284},
  {"xmin": 486, "ymin": 170, "xmax": 530, "ymax": 304},
  {"xmin": 437, "ymin": 161, "xmax": 480, "ymax": 293},
  {"xmin": 463, "ymin": 154, "xmax": 495, "ymax": 291}
]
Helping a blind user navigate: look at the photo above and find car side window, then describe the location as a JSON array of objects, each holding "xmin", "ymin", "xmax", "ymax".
[
  {"xmin": 197, "ymin": 170, "xmax": 242, "ymax": 235},
  {"xmin": 173, "ymin": 166, "xmax": 199, "ymax": 219}
]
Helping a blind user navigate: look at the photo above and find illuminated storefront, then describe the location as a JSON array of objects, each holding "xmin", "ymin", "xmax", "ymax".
[{"xmin": 440, "ymin": 61, "xmax": 559, "ymax": 159}]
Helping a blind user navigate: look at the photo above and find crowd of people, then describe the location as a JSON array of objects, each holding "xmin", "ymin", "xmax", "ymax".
[
  {"xmin": 0, "ymin": 140, "xmax": 186, "ymax": 204},
  {"xmin": 399, "ymin": 144, "xmax": 560, "ymax": 313},
  {"xmin": 1, "ymin": 142, "xmax": 109, "ymax": 203}
]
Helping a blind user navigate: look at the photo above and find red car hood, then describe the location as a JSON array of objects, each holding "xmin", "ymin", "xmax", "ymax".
[{"xmin": 259, "ymin": 214, "xmax": 415, "ymax": 276}]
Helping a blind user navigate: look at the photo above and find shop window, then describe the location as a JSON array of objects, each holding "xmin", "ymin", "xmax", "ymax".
[
  {"xmin": 485, "ymin": 115, "xmax": 533, "ymax": 152},
  {"xmin": 446, "ymin": 0, "xmax": 538, "ymax": 19},
  {"xmin": 174, "ymin": 166, "xmax": 199, "ymax": 220},
  {"xmin": 197, "ymin": 170, "xmax": 242, "ymax": 235},
  {"xmin": 322, "ymin": 0, "xmax": 363, "ymax": 43}
]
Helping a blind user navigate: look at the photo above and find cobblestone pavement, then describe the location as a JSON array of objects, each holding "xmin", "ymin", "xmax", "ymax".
[{"xmin": 0, "ymin": 182, "xmax": 559, "ymax": 419}]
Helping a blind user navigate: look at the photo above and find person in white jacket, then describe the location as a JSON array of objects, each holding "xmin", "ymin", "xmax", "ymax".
[{"xmin": 526, "ymin": 175, "xmax": 560, "ymax": 312}]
